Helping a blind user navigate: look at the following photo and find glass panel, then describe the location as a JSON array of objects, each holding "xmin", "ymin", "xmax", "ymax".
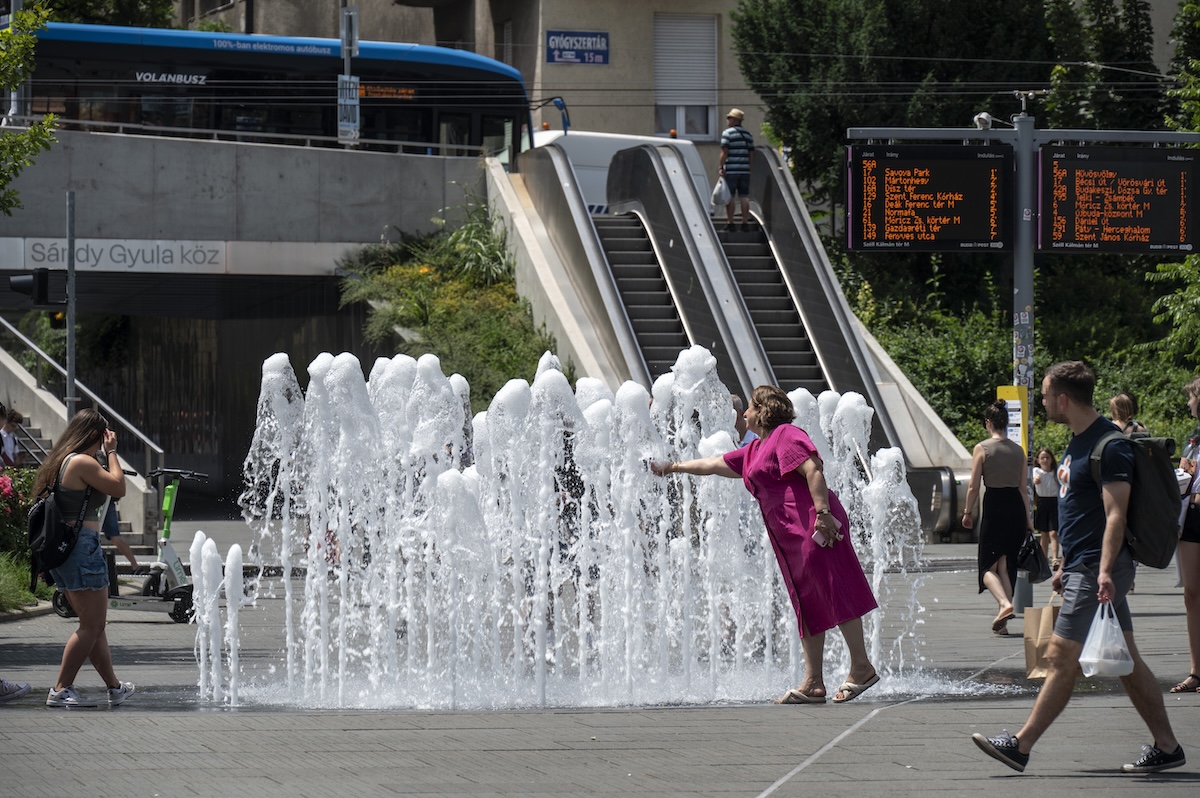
[
  {"xmin": 438, "ymin": 112, "xmax": 471, "ymax": 156},
  {"xmin": 481, "ymin": 115, "xmax": 513, "ymax": 165},
  {"xmin": 654, "ymin": 105, "xmax": 676, "ymax": 135},
  {"xmin": 684, "ymin": 105, "xmax": 708, "ymax": 136}
]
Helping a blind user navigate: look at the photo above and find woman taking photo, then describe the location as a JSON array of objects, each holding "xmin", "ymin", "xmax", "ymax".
[
  {"xmin": 33, "ymin": 409, "xmax": 135, "ymax": 708},
  {"xmin": 650, "ymin": 385, "xmax": 879, "ymax": 704},
  {"xmin": 961, "ymin": 400, "xmax": 1031, "ymax": 636}
]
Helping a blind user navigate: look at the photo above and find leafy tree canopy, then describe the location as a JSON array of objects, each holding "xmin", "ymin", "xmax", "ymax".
[
  {"xmin": 46, "ymin": 0, "xmax": 173, "ymax": 28},
  {"xmin": 0, "ymin": 2, "xmax": 56, "ymax": 215}
]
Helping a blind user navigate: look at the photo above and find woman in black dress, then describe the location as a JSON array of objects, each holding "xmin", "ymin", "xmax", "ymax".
[{"xmin": 961, "ymin": 400, "xmax": 1032, "ymax": 635}]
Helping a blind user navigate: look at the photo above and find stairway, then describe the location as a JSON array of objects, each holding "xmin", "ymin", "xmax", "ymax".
[
  {"xmin": 720, "ymin": 223, "xmax": 825, "ymax": 394},
  {"xmin": 592, "ymin": 214, "xmax": 688, "ymax": 384}
]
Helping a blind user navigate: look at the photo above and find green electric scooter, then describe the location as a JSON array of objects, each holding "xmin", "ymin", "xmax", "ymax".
[{"xmin": 53, "ymin": 468, "xmax": 205, "ymax": 624}]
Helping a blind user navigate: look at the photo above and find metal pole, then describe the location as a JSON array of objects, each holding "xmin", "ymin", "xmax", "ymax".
[
  {"xmin": 65, "ymin": 191, "xmax": 78, "ymax": 414},
  {"xmin": 1012, "ymin": 113, "xmax": 1036, "ymax": 437}
]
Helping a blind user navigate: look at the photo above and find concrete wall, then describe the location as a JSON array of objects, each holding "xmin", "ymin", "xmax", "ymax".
[
  {"xmin": 184, "ymin": 0, "xmax": 435, "ymax": 44},
  {"xmin": 0, "ymin": 130, "xmax": 486, "ymax": 245}
]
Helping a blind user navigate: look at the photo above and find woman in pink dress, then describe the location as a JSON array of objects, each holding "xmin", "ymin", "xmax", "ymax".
[{"xmin": 651, "ymin": 385, "xmax": 880, "ymax": 704}]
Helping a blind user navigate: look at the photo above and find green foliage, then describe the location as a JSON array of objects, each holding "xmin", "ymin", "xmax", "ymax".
[
  {"xmin": 0, "ymin": 3, "xmax": 57, "ymax": 216},
  {"xmin": 414, "ymin": 198, "xmax": 515, "ymax": 286},
  {"xmin": 191, "ymin": 19, "xmax": 233, "ymax": 33},
  {"xmin": 339, "ymin": 207, "xmax": 562, "ymax": 414},
  {"xmin": 47, "ymin": 0, "xmax": 174, "ymax": 27},
  {"xmin": 0, "ymin": 468, "xmax": 36, "ymax": 555},
  {"xmin": 0, "ymin": 552, "xmax": 51, "ymax": 611}
]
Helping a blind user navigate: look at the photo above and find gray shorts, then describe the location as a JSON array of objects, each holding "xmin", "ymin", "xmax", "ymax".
[
  {"xmin": 48, "ymin": 529, "xmax": 108, "ymax": 592},
  {"xmin": 1053, "ymin": 548, "xmax": 1135, "ymax": 643}
]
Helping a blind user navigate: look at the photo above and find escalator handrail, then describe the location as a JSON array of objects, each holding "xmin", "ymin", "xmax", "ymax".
[
  {"xmin": 751, "ymin": 147, "xmax": 900, "ymax": 451},
  {"xmin": 608, "ymin": 144, "xmax": 773, "ymax": 398},
  {"xmin": 516, "ymin": 143, "xmax": 651, "ymax": 387}
]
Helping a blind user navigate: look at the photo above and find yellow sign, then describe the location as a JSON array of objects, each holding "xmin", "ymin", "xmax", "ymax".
[{"xmin": 996, "ymin": 385, "xmax": 1027, "ymax": 454}]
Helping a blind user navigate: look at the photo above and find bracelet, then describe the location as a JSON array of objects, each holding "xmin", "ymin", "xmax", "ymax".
[{"xmin": 816, "ymin": 508, "xmax": 831, "ymax": 516}]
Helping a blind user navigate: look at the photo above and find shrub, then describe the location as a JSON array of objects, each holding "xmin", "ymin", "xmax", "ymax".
[{"xmin": 0, "ymin": 467, "xmax": 36, "ymax": 555}]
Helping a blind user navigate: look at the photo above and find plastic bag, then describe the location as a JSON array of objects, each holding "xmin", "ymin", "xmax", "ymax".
[
  {"xmin": 1079, "ymin": 603, "xmax": 1134, "ymax": 677},
  {"xmin": 711, "ymin": 176, "xmax": 731, "ymax": 207}
]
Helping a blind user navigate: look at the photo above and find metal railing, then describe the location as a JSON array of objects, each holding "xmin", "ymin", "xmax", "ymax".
[
  {"xmin": 0, "ymin": 315, "xmax": 164, "ymax": 477},
  {"xmin": 2, "ymin": 114, "xmax": 492, "ymax": 158},
  {"xmin": 12, "ymin": 422, "xmax": 48, "ymax": 467}
]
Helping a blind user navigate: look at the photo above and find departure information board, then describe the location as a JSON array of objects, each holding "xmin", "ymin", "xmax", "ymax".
[
  {"xmin": 847, "ymin": 145, "xmax": 1011, "ymax": 251},
  {"xmin": 1039, "ymin": 146, "xmax": 1198, "ymax": 253}
]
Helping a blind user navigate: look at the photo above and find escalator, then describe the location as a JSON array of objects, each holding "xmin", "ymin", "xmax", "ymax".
[
  {"xmin": 592, "ymin": 215, "xmax": 688, "ymax": 383},
  {"xmin": 720, "ymin": 225, "xmax": 823, "ymax": 393}
]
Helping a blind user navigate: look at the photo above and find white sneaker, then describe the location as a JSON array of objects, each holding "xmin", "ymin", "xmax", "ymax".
[
  {"xmin": 107, "ymin": 682, "xmax": 135, "ymax": 706},
  {"xmin": 0, "ymin": 679, "xmax": 32, "ymax": 703},
  {"xmin": 46, "ymin": 685, "xmax": 98, "ymax": 708}
]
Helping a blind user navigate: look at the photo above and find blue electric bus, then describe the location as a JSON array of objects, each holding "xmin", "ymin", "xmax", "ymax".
[{"xmin": 24, "ymin": 23, "xmax": 531, "ymax": 161}]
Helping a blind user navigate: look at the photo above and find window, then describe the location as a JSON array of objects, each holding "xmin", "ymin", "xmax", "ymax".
[{"xmin": 654, "ymin": 14, "xmax": 717, "ymax": 139}]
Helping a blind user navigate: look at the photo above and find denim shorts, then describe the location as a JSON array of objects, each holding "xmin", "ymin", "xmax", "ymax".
[
  {"xmin": 727, "ymin": 173, "xmax": 750, "ymax": 198},
  {"xmin": 1054, "ymin": 548, "xmax": 1135, "ymax": 643},
  {"xmin": 48, "ymin": 528, "xmax": 108, "ymax": 592}
]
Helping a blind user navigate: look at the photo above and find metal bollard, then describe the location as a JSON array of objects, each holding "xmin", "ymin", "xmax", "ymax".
[{"xmin": 1014, "ymin": 569, "xmax": 1033, "ymax": 614}]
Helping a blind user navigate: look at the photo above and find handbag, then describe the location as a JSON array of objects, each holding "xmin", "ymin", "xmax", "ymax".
[
  {"xmin": 711, "ymin": 176, "xmax": 731, "ymax": 206},
  {"xmin": 1017, "ymin": 532, "xmax": 1053, "ymax": 584},
  {"xmin": 1079, "ymin": 603, "xmax": 1134, "ymax": 677}
]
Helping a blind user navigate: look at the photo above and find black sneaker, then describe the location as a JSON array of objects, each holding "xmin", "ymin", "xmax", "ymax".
[
  {"xmin": 972, "ymin": 730, "xmax": 1029, "ymax": 772},
  {"xmin": 1122, "ymin": 743, "xmax": 1185, "ymax": 773}
]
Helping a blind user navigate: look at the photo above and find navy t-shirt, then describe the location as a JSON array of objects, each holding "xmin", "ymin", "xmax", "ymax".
[{"xmin": 1056, "ymin": 415, "xmax": 1132, "ymax": 570}]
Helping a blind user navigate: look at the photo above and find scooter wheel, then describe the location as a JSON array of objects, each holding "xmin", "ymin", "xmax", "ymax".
[
  {"xmin": 141, "ymin": 572, "xmax": 162, "ymax": 597},
  {"xmin": 166, "ymin": 584, "xmax": 194, "ymax": 624},
  {"xmin": 52, "ymin": 590, "xmax": 76, "ymax": 619}
]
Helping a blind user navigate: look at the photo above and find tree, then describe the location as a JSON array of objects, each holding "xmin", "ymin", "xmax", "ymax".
[
  {"xmin": 0, "ymin": 3, "xmax": 56, "ymax": 216},
  {"xmin": 46, "ymin": 0, "xmax": 173, "ymax": 28}
]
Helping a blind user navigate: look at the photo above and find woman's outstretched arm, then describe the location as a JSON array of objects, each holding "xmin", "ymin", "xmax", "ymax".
[{"xmin": 650, "ymin": 456, "xmax": 737, "ymax": 479}]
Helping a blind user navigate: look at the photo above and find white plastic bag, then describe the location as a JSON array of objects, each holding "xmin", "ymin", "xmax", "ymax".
[
  {"xmin": 711, "ymin": 176, "xmax": 731, "ymax": 207},
  {"xmin": 1079, "ymin": 603, "xmax": 1134, "ymax": 677}
]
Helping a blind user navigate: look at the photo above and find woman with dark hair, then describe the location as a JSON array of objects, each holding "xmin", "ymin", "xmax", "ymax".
[
  {"xmin": 34, "ymin": 409, "xmax": 134, "ymax": 708},
  {"xmin": 962, "ymin": 399, "xmax": 1032, "ymax": 635},
  {"xmin": 650, "ymin": 385, "xmax": 879, "ymax": 704}
]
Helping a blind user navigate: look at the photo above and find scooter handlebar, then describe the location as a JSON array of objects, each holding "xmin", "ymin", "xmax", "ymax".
[{"xmin": 147, "ymin": 468, "xmax": 209, "ymax": 481}]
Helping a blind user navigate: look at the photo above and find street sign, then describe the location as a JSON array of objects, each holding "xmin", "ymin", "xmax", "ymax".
[
  {"xmin": 338, "ymin": 74, "xmax": 359, "ymax": 142},
  {"xmin": 340, "ymin": 7, "xmax": 360, "ymax": 58}
]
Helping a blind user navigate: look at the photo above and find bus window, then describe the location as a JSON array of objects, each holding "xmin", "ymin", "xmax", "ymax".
[
  {"xmin": 481, "ymin": 115, "xmax": 514, "ymax": 165},
  {"xmin": 140, "ymin": 95, "xmax": 195, "ymax": 129},
  {"xmin": 438, "ymin": 113, "xmax": 471, "ymax": 156}
]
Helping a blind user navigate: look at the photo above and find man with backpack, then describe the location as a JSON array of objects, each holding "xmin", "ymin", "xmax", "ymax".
[{"xmin": 972, "ymin": 360, "xmax": 1185, "ymax": 774}]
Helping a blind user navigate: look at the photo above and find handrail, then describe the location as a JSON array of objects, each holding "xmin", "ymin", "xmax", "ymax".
[
  {"xmin": 13, "ymin": 423, "xmax": 48, "ymax": 467},
  {"xmin": 1, "ymin": 114, "xmax": 491, "ymax": 158},
  {"xmin": 0, "ymin": 315, "xmax": 164, "ymax": 477}
]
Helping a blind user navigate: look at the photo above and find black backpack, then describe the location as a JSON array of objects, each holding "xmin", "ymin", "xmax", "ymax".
[
  {"xmin": 1089, "ymin": 431, "xmax": 1182, "ymax": 569},
  {"xmin": 27, "ymin": 459, "xmax": 91, "ymax": 591}
]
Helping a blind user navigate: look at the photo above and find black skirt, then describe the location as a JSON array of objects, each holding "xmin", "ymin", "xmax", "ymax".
[
  {"xmin": 1033, "ymin": 495, "xmax": 1058, "ymax": 533},
  {"xmin": 978, "ymin": 486, "xmax": 1026, "ymax": 593}
]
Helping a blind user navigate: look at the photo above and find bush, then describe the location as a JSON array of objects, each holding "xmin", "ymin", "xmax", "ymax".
[
  {"xmin": 339, "ymin": 201, "xmax": 564, "ymax": 414},
  {"xmin": 0, "ymin": 551, "xmax": 49, "ymax": 611},
  {"xmin": 0, "ymin": 467, "xmax": 36, "ymax": 555}
]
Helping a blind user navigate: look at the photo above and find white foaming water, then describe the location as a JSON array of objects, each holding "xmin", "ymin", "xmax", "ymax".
[{"xmin": 221, "ymin": 345, "xmax": 968, "ymax": 709}]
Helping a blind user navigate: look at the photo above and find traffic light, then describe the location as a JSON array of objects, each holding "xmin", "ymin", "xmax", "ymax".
[{"xmin": 9, "ymin": 268, "xmax": 50, "ymax": 305}]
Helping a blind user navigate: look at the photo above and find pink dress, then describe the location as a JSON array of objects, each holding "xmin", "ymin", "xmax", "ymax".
[{"xmin": 723, "ymin": 423, "xmax": 878, "ymax": 636}]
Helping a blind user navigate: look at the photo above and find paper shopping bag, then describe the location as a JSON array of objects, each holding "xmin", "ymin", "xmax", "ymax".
[{"xmin": 1023, "ymin": 593, "xmax": 1062, "ymax": 679}]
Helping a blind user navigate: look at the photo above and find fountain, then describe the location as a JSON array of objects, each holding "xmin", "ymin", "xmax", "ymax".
[{"xmin": 216, "ymin": 344, "xmax": 933, "ymax": 709}]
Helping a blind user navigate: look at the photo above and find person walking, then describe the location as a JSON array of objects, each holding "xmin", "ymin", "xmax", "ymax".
[
  {"xmin": 651, "ymin": 385, "xmax": 879, "ymax": 704},
  {"xmin": 961, "ymin": 400, "xmax": 1031, "ymax": 636},
  {"xmin": 1109, "ymin": 391, "xmax": 1147, "ymax": 435},
  {"xmin": 972, "ymin": 361, "xmax": 1185, "ymax": 773},
  {"xmin": 33, "ymin": 409, "xmax": 135, "ymax": 708},
  {"xmin": 718, "ymin": 108, "xmax": 754, "ymax": 232},
  {"xmin": 1032, "ymin": 447, "xmax": 1061, "ymax": 568},
  {"xmin": 1170, "ymin": 375, "xmax": 1200, "ymax": 694}
]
